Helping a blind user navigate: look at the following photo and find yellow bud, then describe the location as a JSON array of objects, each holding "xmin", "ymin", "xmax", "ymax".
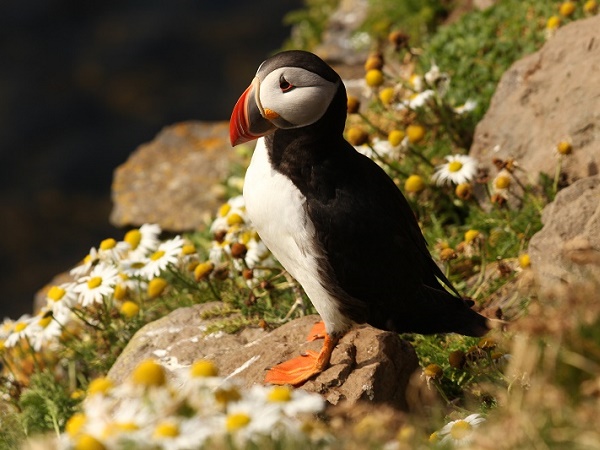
[
  {"xmin": 346, "ymin": 127, "xmax": 369, "ymax": 146},
  {"xmin": 190, "ymin": 360, "xmax": 219, "ymax": 377},
  {"xmin": 147, "ymin": 277, "xmax": 168, "ymax": 298},
  {"xmin": 406, "ymin": 124, "xmax": 425, "ymax": 144},
  {"xmin": 464, "ymin": 229, "xmax": 480, "ymax": 243},
  {"xmin": 404, "ymin": 175, "xmax": 425, "ymax": 193},
  {"xmin": 182, "ymin": 243, "xmax": 196, "ymax": 255},
  {"xmin": 388, "ymin": 129, "xmax": 405, "ymax": 146},
  {"xmin": 559, "ymin": 1, "xmax": 576, "ymax": 16},
  {"xmin": 194, "ymin": 261, "xmax": 214, "ymax": 282},
  {"xmin": 557, "ymin": 140, "xmax": 572, "ymax": 155},
  {"xmin": 547, "ymin": 15, "xmax": 561, "ymax": 29},
  {"xmin": 364, "ymin": 54, "xmax": 384, "ymax": 71},
  {"xmin": 379, "ymin": 87, "xmax": 395, "ymax": 105},
  {"xmin": 347, "ymin": 96, "xmax": 360, "ymax": 114},
  {"xmin": 114, "ymin": 283, "xmax": 127, "ymax": 300},
  {"xmin": 365, "ymin": 69, "xmax": 384, "ymax": 87},
  {"xmin": 495, "ymin": 174, "xmax": 511, "ymax": 190},
  {"xmin": 584, "ymin": 0, "xmax": 598, "ymax": 13},
  {"xmin": 519, "ymin": 253, "xmax": 531, "ymax": 268},
  {"xmin": 87, "ymin": 377, "xmax": 113, "ymax": 396},
  {"xmin": 120, "ymin": 301, "xmax": 140, "ymax": 318},
  {"xmin": 423, "ymin": 363, "xmax": 443, "ymax": 380},
  {"xmin": 455, "ymin": 183, "xmax": 472, "ymax": 200},
  {"xmin": 131, "ymin": 360, "xmax": 166, "ymax": 387}
]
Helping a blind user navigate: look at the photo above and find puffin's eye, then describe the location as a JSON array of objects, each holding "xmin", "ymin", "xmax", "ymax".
[{"xmin": 279, "ymin": 77, "xmax": 294, "ymax": 92}]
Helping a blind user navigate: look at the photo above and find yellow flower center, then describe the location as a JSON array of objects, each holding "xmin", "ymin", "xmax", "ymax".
[
  {"xmin": 66, "ymin": 413, "xmax": 87, "ymax": 437},
  {"xmin": 124, "ymin": 229, "xmax": 142, "ymax": 250},
  {"xmin": 47, "ymin": 286, "xmax": 66, "ymax": 301},
  {"xmin": 423, "ymin": 363, "xmax": 443, "ymax": 379},
  {"xmin": 150, "ymin": 250, "xmax": 165, "ymax": 261},
  {"xmin": 87, "ymin": 377, "xmax": 113, "ymax": 396},
  {"xmin": 190, "ymin": 360, "xmax": 219, "ymax": 377},
  {"xmin": 154, "ymin": 422, "xmax": 180, "ymax": 438},
  {"xmin": 448, "ymin": 161, "xmax": 463, "ymax": 173},
  {"xmin": 114, "ymin": 284, "xmax": 127, "ymax": 300},
  {"xmin": 226, "ymin": 413, "xmax": 251, "ymax": 431},
  {"xmin": 547, "ymin": 15, "xmax": 561, "ymax": 29},
  {"xmin": 379, "ymin": 87, "xmax": 395, "ymax": 105},
  {"xmin": 182, "ymin": 243, "xmax": 196, "ymax": 255},
  {"xmin": 388, "ymin": 129, "xmax": 405, "ymax": 147},
  {"xmin": 131, "ymin": 360, "xmax": 166, "ymax": 387},
  {"xmin": 406, "ymin": 124, "xmax": 426, "ymax": 144},
  {"xmin": 450, "ymin": 420, "xmax": 472, "ymax": 440},
  {"xmin": 99, "ymin": 238, "xmax": 117, "ymax": 251},
  {"xmin": 267, "ymin": 386, "xmax": 292, "ymax": 402},
  {"xmin": 495, "ymin": 175, "xmax": 511, "ymax": 189},
  {"xmin": 147, "ymin": 278, "xmax": 168, "ymax": 298},
  {"xmin": 75, "ymin": 434, "xmax": 106, "ymax": 450},
  {"xmin": 83, "ymin": 254, "xmax": 93, "ymax": 264},
  {"xmin": 87, "ymin": 277, "xmax": 102, "ymax": 289},
  {"xmin": 14, "ymin": 322, "xmax": 28, "ymax": 333},
  {"xmin": 464, "ymin": 229, "xmax": 480, "ymax": 243},
  {"xmin": 120, "ymin": 301, "xmax": 140, "ymax": 318},
  {"xmin": 226, "ymin": 213, "xmax": 244, "ymax": 226},
  {"xmin": 38, "ymin": 316, "xmax": 52, "ymax": 328},
  {"xmin": 559, "ymin": 1, "xmax": 576, "ymax": 16},
  {"xmin": 219, "ymin": 203, "xmax": 232, "ymax": 217},
  {"xmin": 365, "ymin": 69, "xmax": 384, "ymax": 87}
]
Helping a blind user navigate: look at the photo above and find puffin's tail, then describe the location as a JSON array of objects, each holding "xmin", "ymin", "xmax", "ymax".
[{"xmin": 395, "ymin": 285, "xmax": 489, "ymax": 337}]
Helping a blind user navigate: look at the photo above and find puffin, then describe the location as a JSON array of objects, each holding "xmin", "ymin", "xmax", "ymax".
[{"xmin": 229, "ymin": 50, "xmax": 489, "ymax": 386}]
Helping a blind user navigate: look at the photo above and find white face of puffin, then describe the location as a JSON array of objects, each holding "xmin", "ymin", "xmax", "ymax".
[
  {"xmin": 229, "ymin": 60, "xmax": 339, "ymax": 146},
  {"xmin": 256, "ymin": 66, "xmax": 338, "ymax": 130}
]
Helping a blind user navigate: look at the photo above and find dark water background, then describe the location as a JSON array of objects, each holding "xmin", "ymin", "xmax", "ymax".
[{"xmin": 0, "ymin": 0, "xmax": 302, "ymax": 318}]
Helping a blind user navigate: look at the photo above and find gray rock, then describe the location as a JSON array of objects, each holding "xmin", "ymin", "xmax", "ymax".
[
  {"xmin": 470, "ymin": 15, "xmax": 600, "ymax": 185},
  {"xmin": 110, "ymin": 121, "xmax": 243, "ymax": 231},
  {"xmin": 109, "ymin": 303, "xmax": 419, "ymax": 410},
  {"xmin": 528, "ymin": 175, "xmax": 600, "ymax": 288}
]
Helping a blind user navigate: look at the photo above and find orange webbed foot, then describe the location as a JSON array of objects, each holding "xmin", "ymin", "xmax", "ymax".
[
  {"xmin": 265, "ymin": 332, "xmax": 338, "ymax": 386},
  {"xmin": 306, "ymin": 321, "xmax": 327, "ymax": 341}
]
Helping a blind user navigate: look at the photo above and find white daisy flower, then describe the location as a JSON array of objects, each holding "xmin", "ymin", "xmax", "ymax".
[
  {"xmin": 211, "ymin": 196, "xmax": 248, "ymax": 235},
  {"xmin": 454, "ymin": 99, "xmax": 477, "ymax": 115},
  {"xmin": 123, "ymin": 223, "xmax": 162, "ymax": 260},
  {"xmin": 28, "ymin": 306, "xmax": 71, "ymax": 351},
  {"xmin": 405, "ymin": 89, "xmax": 434, "ymax": 110},
  {"xmin": 4, "ymin": 314, "xmax": 33, "ymax": 348},
  {"xmin": 432, "ymin": 155, "xmax": 478, "ymax": 186},
  {"xmin": 139, "ymin": 236, "xmax": 185, "ymax": 279},
  {"xmin": 70, "ymin": 247, "xmax": 99, "ymax": 277},
  {"xmin": 439, "ymin": 413, "xmax": 485, "ymax": 446},
  {"xmin": 73, "ymin": 263, "xmax": 120, "ymax": 307}
]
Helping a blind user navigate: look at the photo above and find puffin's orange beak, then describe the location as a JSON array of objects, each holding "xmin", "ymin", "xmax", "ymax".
[{"xmin": 230, "ymin": 78, "xmax": 276, "ymax": 146}]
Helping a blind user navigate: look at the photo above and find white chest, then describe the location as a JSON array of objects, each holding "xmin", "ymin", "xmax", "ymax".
[{"xmin": 242, "ymin": 138, "xmax": 352, "ymax": 334}]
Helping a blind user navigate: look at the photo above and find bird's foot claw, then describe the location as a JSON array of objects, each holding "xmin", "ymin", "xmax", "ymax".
[{"xmin": 264, "ymin": 351, "xmax": 321, "ymax": 386}]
